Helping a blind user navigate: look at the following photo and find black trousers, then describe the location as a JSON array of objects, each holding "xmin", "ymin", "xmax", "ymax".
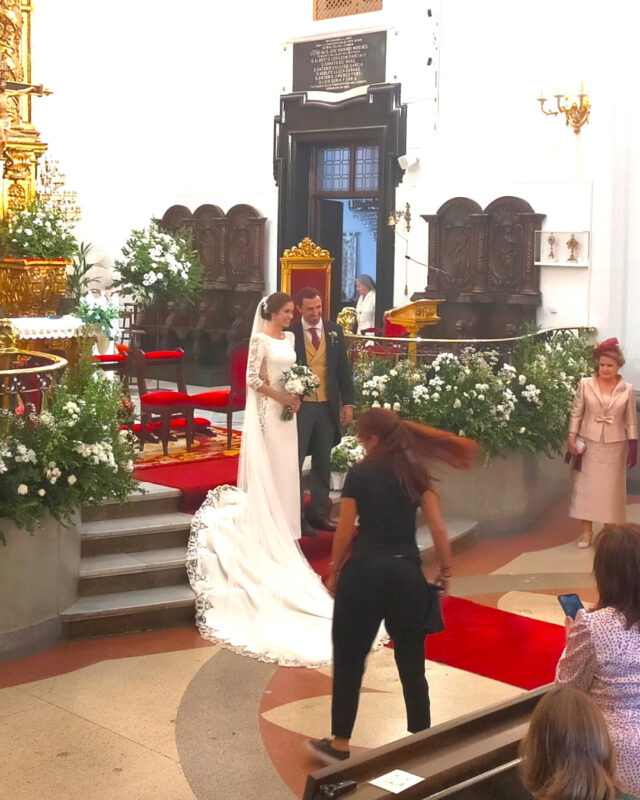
[
  {"xmin": 297, "ymin": 401, "xmax": 335, "ymax": 522},
  {"xmin": 331, "ymin": 556, "xmax": 432, "ymax": 739}
]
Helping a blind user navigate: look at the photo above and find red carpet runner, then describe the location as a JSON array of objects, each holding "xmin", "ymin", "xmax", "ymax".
[
  {"xmin": 133, "ymin": 461, "xmax": 565, "ymax": 689},
  {"xmin": 299, "ymin": 533, "xmax": 565, "ymax": 690},
  {"xmin": 133, "ymin": 456, "xmax": 239, "ymax": 514}
]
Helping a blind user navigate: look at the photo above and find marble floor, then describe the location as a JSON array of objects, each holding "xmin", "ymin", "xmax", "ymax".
[{"xmin": 2, "ymin": 496, "xmax": 638, "ymax": 800}]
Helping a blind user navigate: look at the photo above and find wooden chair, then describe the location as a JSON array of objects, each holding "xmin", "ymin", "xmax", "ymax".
[
  {"xmin": 134, "ymin": 348, "xmax": 195, "ymax": 455},
  {"xmin": 189, "ymin": 341, "xmax": 248, "ymax": 450}
]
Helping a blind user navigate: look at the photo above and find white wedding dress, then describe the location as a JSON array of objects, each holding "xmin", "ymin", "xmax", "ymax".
[{"xmin": 187, "ymin": 319, "xmax": 335, "ymax": 667}]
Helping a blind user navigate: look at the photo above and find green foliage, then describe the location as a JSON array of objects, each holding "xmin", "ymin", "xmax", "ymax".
[
  {"xmin": 113, "ymin": 221, "xmax": 202, "ymax": 306},
  {"xmin": 0, "ymin": 357, "xmax": 138, "ymax": 542},
  {"xmin": 330, "ymin": 436, "xmax": 365, "ymax": 473},
  {"xmin": 77, "ymin": 294, "xmax": 120, "ymax": 338},
  {"xmin": 65, "ymin": 242, "xmax": 104, "ymax": 307},
  {"xmin": 354, "ymin": 330, "xmax": 594, "ymax": 459},
  {"xmin": 1, "ymin": 200, "xmax": 78, "ymax": 260}
]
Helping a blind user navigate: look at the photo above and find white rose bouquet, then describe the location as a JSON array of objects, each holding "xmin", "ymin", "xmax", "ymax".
[{"xmin": 280, "ymin": 365, "xmax": 320, "ymax": 421}]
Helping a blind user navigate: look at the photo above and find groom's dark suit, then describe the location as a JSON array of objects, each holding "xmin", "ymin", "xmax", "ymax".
[{"xmin": 291, "ymin": 319, "xmax": 354, "ymax": 524}]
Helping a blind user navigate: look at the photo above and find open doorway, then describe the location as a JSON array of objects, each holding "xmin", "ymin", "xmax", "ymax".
[
  {"xmin": 312, "ymin": 143, "xmax": 380, "ymax": 317},
  {"xmin": 274, "ymin": 84, "xmax": 407, "ymax": 321},
  {"xmin": 317, "ymin": 197, "xmax": 378, "ymax": 311}
]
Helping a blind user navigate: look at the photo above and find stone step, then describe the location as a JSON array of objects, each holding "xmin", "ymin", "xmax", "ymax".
[
  {"xmin": 416, "ymin": 518, "xmax": 478, "ymax": 553},
  {"xmin": 81, "ymin": 481, "xmax": 182, "ymax": 523},
  {"xmin": 80, "ymin": 512, "xmax": 193, "ymax": 556},
  {"xmin": 78, "ymin": 547, "xmax": 188, "ymax": 596},
  {"xmin": 61, "ymin": 585, "xmax": 196, "ymax": 638}
]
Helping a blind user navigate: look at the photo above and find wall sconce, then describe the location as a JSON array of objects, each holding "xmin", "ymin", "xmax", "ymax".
[
  {"xmin": 538, "ymin": 85, "xmax": 590, "ymax": 134},
  {"xmin": 388, "ymin": 202, "xmax": 411, "ymax": 232}
]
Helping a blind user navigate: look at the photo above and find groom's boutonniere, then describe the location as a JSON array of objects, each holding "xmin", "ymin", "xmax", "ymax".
[{"xmin": 328, "ymin": 330, "xmax": 339, "ymax": 346}]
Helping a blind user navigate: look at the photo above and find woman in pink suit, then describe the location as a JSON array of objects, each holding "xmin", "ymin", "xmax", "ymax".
[{"xmin": 567, "ymin": 338, "xmax": 637, "ymax": 548}]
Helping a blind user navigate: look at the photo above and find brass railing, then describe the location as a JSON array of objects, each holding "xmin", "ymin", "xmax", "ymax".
[
  {"xmin": 0, "ymin": 349, "xmax": 68, "ymax": 412},
  {"xmin": 345, "ymin": 326, "xmax": 596, "ymax": 366}
]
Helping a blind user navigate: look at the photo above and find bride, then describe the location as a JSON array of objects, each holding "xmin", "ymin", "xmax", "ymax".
[{"xmin": 187, "ymin": 292, "xmax": 335, "ymax": 667}]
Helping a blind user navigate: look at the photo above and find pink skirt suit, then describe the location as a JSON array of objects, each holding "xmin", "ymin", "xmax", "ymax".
[{"xmin": 568, "ymin": 376, "xmax": 638, "ymax": 524}]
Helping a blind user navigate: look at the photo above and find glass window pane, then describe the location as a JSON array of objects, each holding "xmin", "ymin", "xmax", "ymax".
[
  {"xmin": 354, "ymin": 145, "xmax": 379, "ymax": 191},
  {"xmin": 317, "ymin": 147, "xmax": 351, "ymax": 192}
]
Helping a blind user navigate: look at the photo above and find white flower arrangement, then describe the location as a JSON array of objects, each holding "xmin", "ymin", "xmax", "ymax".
[
  {"xmin": 354, "ymin": 330, "xmax": 594, "ymax": 458},
  {"xmin": 113, "ymin": 221, "xmax": 202, "ymax": 306},
  {"xmin": 3, "ymin": 200, "xmax": 78, "ymax": 260},
  {"xmin": 77, "ymin": 291, "xmax": 121, "ymax": 339},
  {"xmin": 330, "ymin": 436, "xmax": 365, "ymax": 473}
]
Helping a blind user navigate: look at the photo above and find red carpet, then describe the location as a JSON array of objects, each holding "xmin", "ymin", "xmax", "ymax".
[
  {"xmin": 428, "ymin": 596, "xmax": 565, "ymax": 690},
  {"xmin": 133, "ymin": 456, "xmax": 239, "ymax": 513},
  {"xmin": 300, "ymin": 533, "xmax": 564, "ymax": 690},
  {"xmin": 133, "ymin": 456, "xmax": 564, "ymax": 689}
]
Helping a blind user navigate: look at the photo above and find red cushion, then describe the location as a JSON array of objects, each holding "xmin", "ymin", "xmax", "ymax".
[
  {"xmin": 144, "ymin": 350, "xmax": 183, "ymax": 360},
  {"xmin": 170, "ymin": 417, "xmax": 211, "ymax": 430},
  {"xmin": 116, "ymin": 344, "xmax": 130, "ymax": 354},
  {"xmin": 141, "ymin": 391, "xmax": 191, "ymax": 406},
  {"xmin": 93, "ymin": 353, "xmax": 127, "ymax": 363},
  {"xmin": 383, "ymin": 319, "xmax": 409, "ymax": 337},
  {"xmin": 191, "ymin": 389, "xmax": 230, "ymax": 406},
  {"xmin": 190, "ymin": 390, "xmax": 246, "ymax": 409}
]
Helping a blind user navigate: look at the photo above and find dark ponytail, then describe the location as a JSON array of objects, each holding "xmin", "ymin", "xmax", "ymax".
[{"xmin": 260, "ymin": 292, "xmax": 293, "ymax": 320}]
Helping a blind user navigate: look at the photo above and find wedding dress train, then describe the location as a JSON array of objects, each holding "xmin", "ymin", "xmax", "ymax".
[{"xmin": 187, "ymin": 327, "xmax": 334, "ymax": 667}]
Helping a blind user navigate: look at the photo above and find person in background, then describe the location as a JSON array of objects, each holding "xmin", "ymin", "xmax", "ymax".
[
  {"xmin": 355, "ymin": 274, "xmax": 376, "ymax": 334},
  {"xmin": 556, "ymin": 524, "xmax": 640, "ymax": 796},
  {"xmin": 520, "ymin": 686, "xmax": 638, "ymax": 800},
  {"xmin": 307, "ymin": 408, "xmax": 478, "ymax": 764},
  {"xmin": 566, "ymin": 338, "xmax": 637, "ymax": 548}
]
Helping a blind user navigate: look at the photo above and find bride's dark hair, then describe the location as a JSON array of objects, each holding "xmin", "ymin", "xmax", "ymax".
[
  {"xmin": 260, "ymin": 292, "xmax": 293, "ymax": 320},
  {"xmin": 356, "ymin": 408, "xmax": 479, "ymax": 503}
]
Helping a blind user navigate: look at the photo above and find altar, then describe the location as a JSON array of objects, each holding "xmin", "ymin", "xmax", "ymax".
[{"xmin": 8, "ymin": 315, "xmax": 95, "ymax": 365}]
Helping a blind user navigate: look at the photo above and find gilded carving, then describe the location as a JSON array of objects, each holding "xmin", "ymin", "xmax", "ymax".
[
  {"xmin": 0, "ymin": 258, "xmax": 68, "ymax": 316},
  {"xmin": 0, "ymin": 1, "xmax": 50, "ymax": 219},
  {"xmin": 282, "ymin": 237, "xmax": 330, "ymax": 259}
]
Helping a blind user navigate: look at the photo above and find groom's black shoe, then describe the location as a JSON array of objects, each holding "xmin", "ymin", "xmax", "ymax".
[
  {"xmin": 301, "ymin": 519, "xmax": 318, "ymax": 537},
  {"xmin": 307, "ymin": 516, "xmax": 337, "ymax": 533}
]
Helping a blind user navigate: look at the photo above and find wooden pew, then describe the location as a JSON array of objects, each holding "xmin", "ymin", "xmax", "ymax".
[{"xmin": 303, "ymin": 685, "xmax": 548, "ymax": 800}]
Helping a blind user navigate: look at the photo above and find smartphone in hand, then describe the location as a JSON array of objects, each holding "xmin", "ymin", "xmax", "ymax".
[{"xmin": 558, "ymin": 593, "xmax": 584, "ymax": 620}]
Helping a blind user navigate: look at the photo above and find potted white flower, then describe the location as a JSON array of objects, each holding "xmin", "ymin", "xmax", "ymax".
[
  {"xmin": 112, "ymin": 220, "xmax": 202, "ymax": 308},
  {"xmin": 329, "ymin": 435, "xmax": 365, "ymax": 491}
]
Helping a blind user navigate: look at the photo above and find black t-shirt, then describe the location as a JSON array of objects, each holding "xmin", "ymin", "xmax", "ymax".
[{"xmin": 342, "ymin": 460, "xmax": 420, "ymax": 559}]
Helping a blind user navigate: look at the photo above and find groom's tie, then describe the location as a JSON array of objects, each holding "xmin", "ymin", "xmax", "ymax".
[{"xmin": 310, "ymin": 326, "xmax": 321, "ymax": 350}]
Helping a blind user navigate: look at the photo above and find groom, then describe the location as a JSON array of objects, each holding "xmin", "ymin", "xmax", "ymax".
[{"xmin": 292, "ymin": 287, "xmax": 354, "ymax": 537}]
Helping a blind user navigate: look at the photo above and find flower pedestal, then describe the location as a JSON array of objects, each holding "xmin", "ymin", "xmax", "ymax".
[
  {"xmin": 330, "ymin": 471, "xmax": 346, "ymax": 491},
  {"xmin": 0, "ymin": 512, "xmax": 80, "ymax": 660},
  {"xmin": 0, "ymin": 258, "xmax": 69, "ymax": 316}
]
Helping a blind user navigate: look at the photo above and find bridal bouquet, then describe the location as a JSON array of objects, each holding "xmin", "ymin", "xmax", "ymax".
[{"xmin": 280, "ymin": 365, "xmax": 320, "ymax": 421}]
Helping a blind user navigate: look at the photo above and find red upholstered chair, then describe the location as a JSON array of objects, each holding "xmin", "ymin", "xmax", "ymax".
[
  {"xmin": 189, "ymin": 341, "xmax": 248, "ymax": 450},
  {"xmin": 134, "ymin": 348, "xmax": 195, "ymax": 455}
]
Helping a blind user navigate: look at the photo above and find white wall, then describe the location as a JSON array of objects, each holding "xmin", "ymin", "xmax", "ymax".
[{"xmin": 30, "ymin": 0, "xmax": 639, "ymax": 380}]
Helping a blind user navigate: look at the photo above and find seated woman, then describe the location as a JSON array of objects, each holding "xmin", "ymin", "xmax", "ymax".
[
  {"xmin": 556, "ymin": 524, "xmax": 640, "ymax": 796},
  {"xmin": 520, "ymin": 686, "xmax": 638, "ymax": 800}
]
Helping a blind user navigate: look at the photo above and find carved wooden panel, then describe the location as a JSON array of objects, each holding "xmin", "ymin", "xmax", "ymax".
[
  {"xmin": 159, "ymin": 203, "xmax": 266, "ymax": 293},
  {"xmin": 226, "ymin": 204, "xmax": 265, "ymax": 291},
  {"xmin": 416, "ymin": 195, "xmax": 545, "ymax": 339},
  {"xmin": 192, "ymin": 204, "xmax": 225, "ymax": 288}
]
